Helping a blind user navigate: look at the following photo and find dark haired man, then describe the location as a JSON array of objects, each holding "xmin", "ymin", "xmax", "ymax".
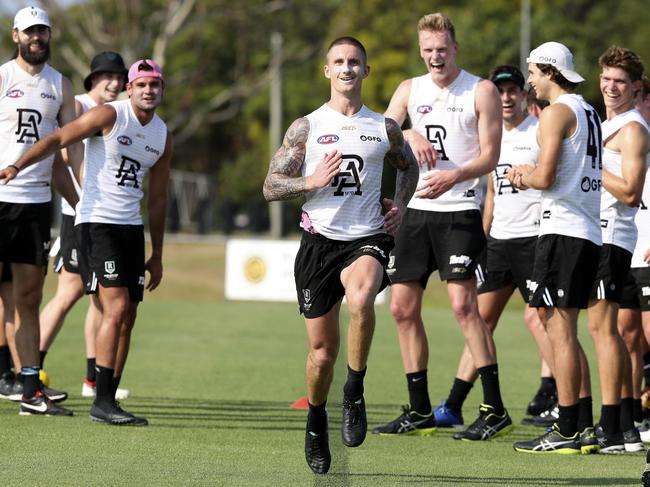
[{"xmin": 264, "ymin": 36, "xmax": 418, "ymax": 474}]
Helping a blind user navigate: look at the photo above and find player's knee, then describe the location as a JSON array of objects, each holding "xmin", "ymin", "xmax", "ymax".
[
  {"xmin": 310, "ymin": 345, "xmax": 337, "ymax": 369},
  {"xmin": 103, "ymin": 300, "xmax": 130, "ymax": 328},
  {"xmin": 346, "ymin": 287, "xmax": 375, "ymax": 316},
  {"xmin": 450, "ymin": 297, "xmax": 474, "ymax": 323},
  {"xmin": 13, "ymin": 287, "xmax": 42, "ymax": 311}
]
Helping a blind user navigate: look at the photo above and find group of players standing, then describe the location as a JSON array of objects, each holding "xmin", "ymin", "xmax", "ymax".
[
  {"xmin": 263, "ymin": 12, "xmax": 650, "ymax": 477},
  {"xmin": 0, "ymin": 6, "xmax": 172, "ymax": 426}
]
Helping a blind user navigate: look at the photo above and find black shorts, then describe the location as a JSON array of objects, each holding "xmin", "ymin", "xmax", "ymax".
[
  {"xmin": 294, "ymin": 231, "xmax": 394, "ymax": 319},
  {"xmin": 529, "ymin": 234, "xmax": 600, "ymax": 309},
  {"xmin": 620, "ymin": 267, "xmax": 650, "ymax": 311},
  {"xmin": 53, "ymin": 215, "xmax": 80, "ymax": 274},
  {"xmin": 477, "ymin": 235, "xmax": 537, "ymax": 302},
  {"xmin": 389, "ymin": 208, "xmax": 485, "ymax": 287},
  {"xmin": 0, "ymin": 202, "xmax": 51, "ymax": 266},
  {"xmin": 1, "ymin": 262, "xmax": 12, "ymax": 283},
  {"xmin": 589, "ymin": 244, "xmax": 632, "ymax": 304},
  {"xmin": 77, "ymin": 223, "xmax": 145, "ymax": 302}
]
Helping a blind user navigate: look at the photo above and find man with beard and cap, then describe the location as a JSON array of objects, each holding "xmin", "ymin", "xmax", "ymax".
[
  {"xmin": 0, "ymin": 6, "xmax": 80, "ymax": 416},
  {"xmin": 38, "ymin": 52, "xmax": 131, "ymax": 402}
]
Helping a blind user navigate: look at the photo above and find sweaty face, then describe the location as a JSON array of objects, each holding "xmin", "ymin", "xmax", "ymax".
[
  {"xmin": 600, "ymin": 66, "xmax": 637, "ymax": 113},
  {"xmin": 127, "ymin": 77, "xmax": 163, "ymax": 112},
  {"xmin": 418, "ymin": 30, "xmax": 457, "ymax": 81},
  {"xmin": 15, "ymin": 25, "xmax": 51, "ymax": 65},
  {"xmin": 92, "ymin": 72, "xmax": 126, "ymax": 104},
  {"xmin": 324, "ymin": 43, "xmax": 368, "ymax": 93},
  {"xmin": 497, "ymin": 81, "xmax": 526, "ymax": 125}
]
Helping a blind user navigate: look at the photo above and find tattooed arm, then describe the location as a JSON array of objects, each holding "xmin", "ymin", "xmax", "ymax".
[
  {"xmin": 382, "ymin": 117, "xmax": 418, "ymax": 233},
  {"xmin": 263, "ymin": 117, "xmax": 342, "ymax": 201}
]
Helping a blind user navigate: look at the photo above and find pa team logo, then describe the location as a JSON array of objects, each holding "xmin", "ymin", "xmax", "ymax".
[
  {"xmin": 105, "ymin": 261, "xmax": 116, "ymax": 274},
  {"xmin": 317, "ymin": 134, "xmax": 339, "ymax": 144},
  {"xmin": 7, "ymin": 89, "xmax": 24, "ymax": 98},
  {"xmin": 117, "ymin": 135, "xmax": 132, "ymax": 146},
  {"xmin": 417, "ymin": 105, "xmax": 432, "ymax": 114}
]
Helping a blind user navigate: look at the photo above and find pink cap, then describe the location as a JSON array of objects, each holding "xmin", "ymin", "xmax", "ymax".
[{"xmin": 127, "ymin": 59, "xmax": 164, "ymax": 84}]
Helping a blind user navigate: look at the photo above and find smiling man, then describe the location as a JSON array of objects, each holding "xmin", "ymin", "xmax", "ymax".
[
  {"xmin": 373, "ymin": 13, "xmax": 511, "ymax": 442},
  {"xmin": 0, "ymin": 59, "xmax": 173, "ymax": 426},
  {"xmin": 263, "ymin": 37, "xmax": 417, "ymax": 474}
]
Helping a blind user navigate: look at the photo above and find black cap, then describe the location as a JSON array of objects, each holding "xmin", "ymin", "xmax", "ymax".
[
  {"xmin": 83, "ymin": 52, "xmax": 128, "ymax": 92},
  {"xmin": 489, "ymin": 64, "xmax": 525, "ymax": 90}
]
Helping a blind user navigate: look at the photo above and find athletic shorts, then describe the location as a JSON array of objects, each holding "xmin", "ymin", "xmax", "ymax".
[
  {"xmin": 620, "ymin": 267, "xmax": 650, "ymax": 311},
  {"xmin": 77, "ymin": 223, "xmax": 145, "ymax": 302},
  {"xmin": 53, "ymin": 214, "xmax": 80, "ymax": 274},
  {"xmin": 529, "ymin": 234, "xmax": 600, "ymax": 309},
  {"xmin": 294, "ymin": 231, "xmax": 394, "ymax": 319},
  {"xmin": 1, "ymin": 262, "xmax": 12, "ymax": 283},
  {"xmin": 477, "ymin": 235, "xmax": 537, "ymax": 302},
  {"xmin": 0, "ymin": 202, "xmax": 51, "ymax": 266},
  {"xmin": 388, "ymin": 208, "xmax": 485, "ymax": 286},
  {"xmin": 589, "ymin": 244, "xmax": 631, "ymax": 304}
]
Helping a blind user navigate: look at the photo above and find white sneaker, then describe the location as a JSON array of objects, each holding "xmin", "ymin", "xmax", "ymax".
[
  {"xmin": 639, "ymin": 419, "xmax": 650, "ymax": 443},
  {"xmin": 81, "ymin": 379, "xmax": 130, "ymax": 400}
]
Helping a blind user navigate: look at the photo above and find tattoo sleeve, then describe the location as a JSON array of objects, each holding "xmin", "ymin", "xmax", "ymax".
[
  {"xmin": 385, "ymin": 118, "xmax": 418, "ymax": 207},
  {"xmin": 263, "ymin": 117, "xmax": 310, "ymax": 201}
]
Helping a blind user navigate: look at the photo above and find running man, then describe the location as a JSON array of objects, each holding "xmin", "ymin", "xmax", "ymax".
[
  {"xmin": 0, "ymin": 59, "xmax": 173, "ymax": 426},
  {"xmin": 509, "ymin": 42, "xmax": 603, "ymax": 454},
  {"xmin": 372, "ymin": 12, "xmax": 511, "ymax": 441},
  {"xmin": 263, "ymin": 37, "xmax": 418, "ymax": 474}
]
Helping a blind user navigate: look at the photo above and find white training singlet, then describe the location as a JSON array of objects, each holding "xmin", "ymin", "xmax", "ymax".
[
  {"xmin": 60, "ymin": 93, "xmax": 97, "ymax": 216},
  {"xmin": 406, "ymin": 70, "xmax": 481, "ymax": 212},
  {"xmin": 490, "ymin": 115, "xmax": 541, "ymax": 239},
  {"xmin": 301, "ymin": 104, "xmax": 389, "ymax": 241},
  {"xmin": 0, "ymin": 60, "xmax": 62, "ymax": 203},
  {"xmin": 631, "ymin": 166, "xmax": 650, "ymax": 268},
  {"xmin": 538, "ymin": 94, "xmax": 602, "ymax": 245},
  {"xmin": 601, "ymin": 108, "xmax": 650, "ymax": 253},
  {"xmin": 76, "ymin": 99, "xmax": 167, "ymax": 225}
]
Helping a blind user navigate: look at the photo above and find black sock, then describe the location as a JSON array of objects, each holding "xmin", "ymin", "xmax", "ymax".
[
  {"xmin": 0, "ymin": 345, "xmax": 11, "ymax": 374},
  {"xmin": 644, "ymin": 352, "xmax": 650, "ymax": 387},
  {"xmin": 21, "ymin": 367, "xmax": 40, "ymax": 398},
  {"xmin": 477, "ymin": 364, "xmax": 504, "ymax": 415},
  {"xmin": 620, "ymin": 397, "xmax": 634, "ymax": 432},
  {"xmin": 95, "ymin": 365, "xmax": 115, "ymax": 406},
  {"xmin": 577, "ymin": 396, "xmax": 593, "ymax": 432},
  {"xmin": 634, "ymin": 398, "xmax": 643, "ymax": 424},
  {"xmin": 406, "ymin": 370, "xmax": 431, "ymax": 415},
  {"xmin": 39, "ymin": 350, "xmax": 47, "ymax": 369},
  {"xmin": 600, "ymin": 404, "xmax": 621, "ymax": 436},
  {"xmin": 307, "ymin": 400, "xmax": 327, "ymax": 432},
  {"xmin": 112, "ymin": 375, "xmax": 122, "ymax": 397},
  {"xmin": 86, "ymin": 358, "xmax": 96, "ymax": 382},
  {"xmin": 343, "ymin": 365, "xmax": 366, "ymax": 399},
  {"xmin": 539, "ymin": 376, "xmax": 556, "ymax": 395},
  {"xmin": 557, "ymin": 403, "xmax": 579, "ymax": 437},
  {"xmin": 445, "ymin": 378, "xmax": 473, "ymax": 413}
]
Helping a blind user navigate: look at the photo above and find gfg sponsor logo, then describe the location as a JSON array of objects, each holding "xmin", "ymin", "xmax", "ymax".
[
  {"xmin": 581, "ymin": 176, "xmax": 601, "ymax": 192},
  {"xmin": 538, "ymin": 56, "xmax": 556, "ymax": 63},
  {"xmin": 317, "ymin": 134, "xmax": 339, "ymax": 144},
  {"xmin": 360, "ymin": 135, "xmax": 381, "ymax": 143},
  {"xmin": 117, "ymin": 135, "xmax": 132, "ymax": 146}
]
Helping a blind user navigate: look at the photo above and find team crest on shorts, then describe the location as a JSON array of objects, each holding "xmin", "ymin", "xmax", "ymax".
[
  {"xmin": 302, "ymin": 289, "xmax": 312, "ymax": 311},
  {"xmin": 104, "ymin": 261, "xmax": 118, "ymax": 280}
]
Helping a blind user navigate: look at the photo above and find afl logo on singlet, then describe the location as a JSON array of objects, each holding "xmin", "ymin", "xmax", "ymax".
[
  {"xmin": 117, "ymin": 135, "xmax": 132, "ymax": 146},
  {"xmin": 317, "ymin": 134, "xmax": 339, "ymax": 144},
  {"xmin": 7, "ymin": 89, "xmax": 24, "ymax": 98},
  {"xmin": 417, "ymin": 105, "xmax": 432, "ymax": 114}
]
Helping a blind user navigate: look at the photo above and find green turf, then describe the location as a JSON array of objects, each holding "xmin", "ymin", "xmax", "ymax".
[{"xmin": 0, "ymin": 296, "xmax": 645, "ymax": 486}]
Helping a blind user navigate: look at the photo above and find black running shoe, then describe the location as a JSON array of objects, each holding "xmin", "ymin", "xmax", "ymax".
[
  {"xmin": 89, "ymin": 401, "xmax": 148, "ymax": 426},
  {"xmin": 594, "ymin": 424, "xmax": 625, "ymax": 454},
  {"xmin": 623, "ymin": 427, "xmax": 644, "ymax": 453},
  {"xmin": 372, "ymin": 404, "xmax": 436, "ymax": 436},
  {"xmin": 305, "ymin": 422, "xmax": 330, "ymax": 474},
  {"xmin": 341, "ymin": 395, "xmax": 367, "ymax": 447},
  {"xmin": 19, "ymin": 391, "xmax": 73, "ymax": 416},
  {"xmin": 579, "ymin": 426, "xmax": 599, "ymax": 454},
  {"xmin": 453, "ymin": 404, "xmax": 512, "ymax": 441},
  {"xmin": 0, "ymin": 371, "xmax": 23, "ymax": 401},
  {"xmin": 513, "ymin": 424, "xmax": 580, "ymax": 454},
  {"xmin": 526, "ymin": 390, "xmax": 557, "ymax": 417},
  {"xmin": 521, "ymin": 404, "xmax": 558, "ymax": 427},
  {"xmin": 41, "ymin": 384, "xmax": 67, "ymax": 403}
]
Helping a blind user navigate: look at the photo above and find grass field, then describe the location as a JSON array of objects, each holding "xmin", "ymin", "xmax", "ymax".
[{"xmin": 1, "ymin": 240, "xmax": 646, "ymax": 486}]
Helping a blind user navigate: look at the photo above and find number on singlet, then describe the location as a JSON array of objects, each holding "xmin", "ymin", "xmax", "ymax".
[
  {"xmin": 584, "ymin": 109, "xmax": 602, "ymax": 169},
  {"xmin": 331, "ymin": 154, "xmax": 364, "ymax": 196}
]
